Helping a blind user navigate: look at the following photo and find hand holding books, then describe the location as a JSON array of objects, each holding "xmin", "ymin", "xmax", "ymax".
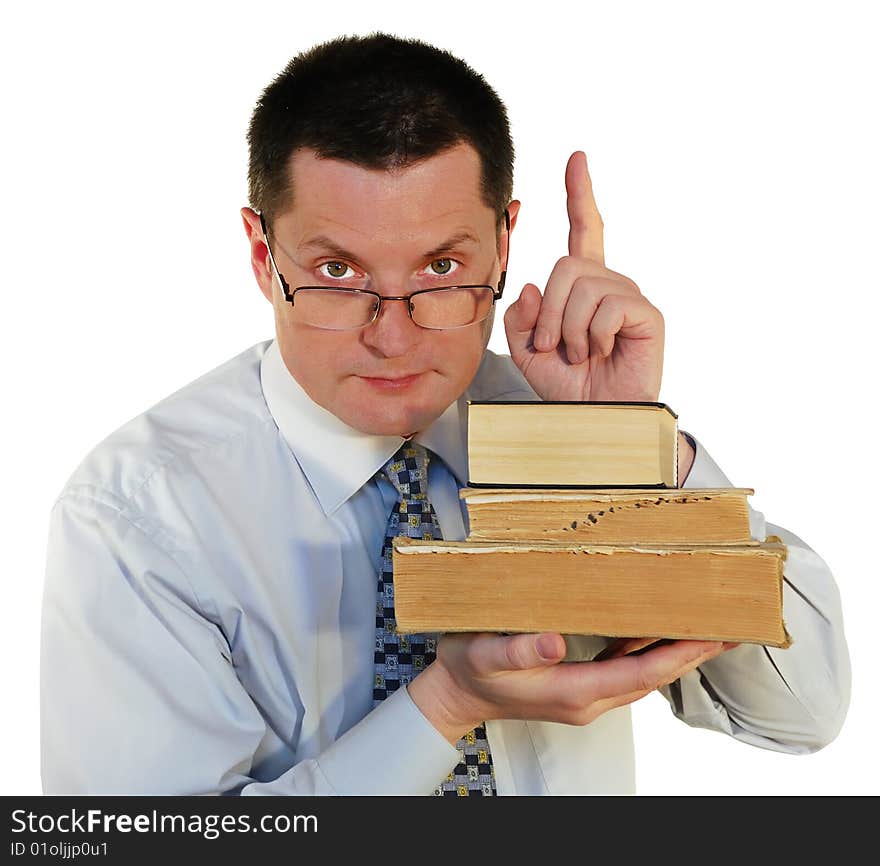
[
  {"xmin": 503, "ymin": 150, "xmax": 664, "ymax": 403},
  {"xmin": 407, "ymin": 631, "xmax": 728, "ymax": 745}
]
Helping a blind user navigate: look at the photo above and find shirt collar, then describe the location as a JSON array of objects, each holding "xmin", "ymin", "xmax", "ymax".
[{"xmin": 260, "ymin": 339, "xmax": 468, "ymax": 515}]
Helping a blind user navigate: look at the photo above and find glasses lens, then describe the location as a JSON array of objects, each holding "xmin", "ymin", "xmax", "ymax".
[
  {"xmin": 293, "ymin": 289, "xmax": 378, "ymax": 330},
  {"xmin": 411, "ymin": 287, "xmax": 495, "ymax": 329}
]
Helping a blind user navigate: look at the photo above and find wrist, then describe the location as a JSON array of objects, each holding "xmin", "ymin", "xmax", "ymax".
[
  {"xmin": 677, "ymin": 431, "xmax": 695, "ymax": 485},
  {"xmin": 407, "ymin": 660, "xmax": 486, "ymax": 745}
]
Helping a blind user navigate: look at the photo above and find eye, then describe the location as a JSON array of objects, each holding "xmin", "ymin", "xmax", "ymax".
[
  {"xmin": 321, "ymin": 261, "xmax": 355, "ymax": 279},
  {"xmin": 425, "ymin": 258, "xmax": 459, "ymax": 277}
]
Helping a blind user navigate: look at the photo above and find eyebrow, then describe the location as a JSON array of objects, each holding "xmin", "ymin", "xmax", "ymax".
[
  {"xmin": 298, "ymin": 230, "xmax": 482, "ymax": 261},
  {"xmin": 423, "ymin": 231, "xmax": 482, "ymax": 259},
  {"xmin": 297, "ymin": 235, "xmax": 360, "ymax": 261}
]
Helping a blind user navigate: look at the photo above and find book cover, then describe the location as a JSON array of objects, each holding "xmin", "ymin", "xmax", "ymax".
[
  {"xmin": 460, "ymin": 486, "xmax": 756, "ymax": 544},
  {"xmin": 392, "ymin": 537, "xmax": 791, "ymax": 648},
  {"xmin": 467, "ymin": 400, "xmax": 679, "ymax": 488}
]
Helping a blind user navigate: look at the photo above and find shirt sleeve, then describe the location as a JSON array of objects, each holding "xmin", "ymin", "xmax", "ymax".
[
  {"xmin": 41, "ymin": 491, "xmax": 461, "ymax": 795},
  {"xmin": 657, "ymin": 432, "xmax": 852, "ymax": 753}
]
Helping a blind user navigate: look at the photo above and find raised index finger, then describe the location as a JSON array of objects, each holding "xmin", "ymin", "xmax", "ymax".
[{"xmin": 566, "ymin": 150, "xmax": 605, "ymax": 265}]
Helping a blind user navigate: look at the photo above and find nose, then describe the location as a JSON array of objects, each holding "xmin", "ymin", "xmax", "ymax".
[{"xmin": 360, "ymin": 295, "xmax": 422, "ymax": 358}]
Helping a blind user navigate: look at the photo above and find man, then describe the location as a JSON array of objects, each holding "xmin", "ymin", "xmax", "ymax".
[{"xmin": 41, "ymin": 33, "xmax": 850, "ymax": 795}]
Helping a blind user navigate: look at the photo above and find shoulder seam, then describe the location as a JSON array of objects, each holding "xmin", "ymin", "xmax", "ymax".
[
  {"xmin": 127, "ymin": 415, "xmax": 278, "ymax": 506},
  {"xmin": 51, "ymin": 490, "xmax": 215, "ymax": 621},
  {"xmin": 56, "ymin": 414, "xmax": 279, "ymax": 515}
]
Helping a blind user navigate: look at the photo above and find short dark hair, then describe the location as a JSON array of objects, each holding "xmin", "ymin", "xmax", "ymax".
[{"xmin": 247, "ymin": 33, "xmax": 514, "ymax": 226}]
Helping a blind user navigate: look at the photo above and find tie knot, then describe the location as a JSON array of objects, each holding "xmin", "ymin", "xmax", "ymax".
[{"xmin": 381, "ymin": 442, "xmax": 430, "ymax": 499}]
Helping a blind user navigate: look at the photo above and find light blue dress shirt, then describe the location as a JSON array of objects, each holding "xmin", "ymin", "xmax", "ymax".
[{"xmin": 40, "ymin": 339, "xmax": 851, "ymax": 794}]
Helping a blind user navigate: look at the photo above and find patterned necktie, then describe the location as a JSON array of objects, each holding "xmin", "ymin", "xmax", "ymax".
[{"xmin": 374, "ymin": 442, "xmax": 496, "ymax": 796}]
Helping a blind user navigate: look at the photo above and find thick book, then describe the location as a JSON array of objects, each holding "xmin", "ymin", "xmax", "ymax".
[
  {"xmin": 391, "ymin": 537, "xmax": 791, "ymax": 648},
  {"xmin": 461, "ymin": 487, "xmax": 756, "ymax": 544},
  {"xmin": 466, "ymin": 400, "xmax": 679, "ymax": 488}
]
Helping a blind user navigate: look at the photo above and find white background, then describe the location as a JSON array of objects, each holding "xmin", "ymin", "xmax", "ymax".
[{"xmin": 3, "ymin": 0, "xmax": 877, "ymax": 795}]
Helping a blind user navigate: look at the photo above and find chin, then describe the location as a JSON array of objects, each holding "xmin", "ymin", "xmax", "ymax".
[
  {"xmin": 338, "ymin": 393, "xmax": 442, "ymax": 437},
  {"xmin": 347, "ymin": 406, "xmax": 437, "ymax": 437}
]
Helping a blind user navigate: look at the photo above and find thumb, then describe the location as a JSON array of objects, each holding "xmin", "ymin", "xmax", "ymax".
[
  {"xmin": 490, "ymin": 632, "xmax": 567, "ymax": 671},
  {"xmin": 503, "ymin": 283, "xmax": 542, "ymax": 363}
]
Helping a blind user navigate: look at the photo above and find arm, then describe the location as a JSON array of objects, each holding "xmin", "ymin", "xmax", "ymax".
[
  {"xmin": 41, "ymin": 492, "xmax": 461, "ymax": 795},
  {"xmin": 495, "ymin": 150, "xmax": 849, "ymax": 755},
  {"xmin": 659, "ymin": 433, "xmax": 851, "ymax": 752}
]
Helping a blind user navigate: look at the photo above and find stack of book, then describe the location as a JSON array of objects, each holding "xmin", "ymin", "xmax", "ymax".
[{"xmin": 392, "ymin": 401, "xmax": 791, "ymax": 655}]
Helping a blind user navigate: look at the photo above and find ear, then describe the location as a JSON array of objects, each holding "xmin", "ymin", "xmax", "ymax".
[
  {"xmin": 498, "ymin": 199, "xmax": 522, "ymax": 278},
  {"xmin": 506, "ymin": 199, "xmax": 522, "ymax": 232},
  {"xmin": 241, "ymin": 206, "xmax": 275, "ymax": 304}
]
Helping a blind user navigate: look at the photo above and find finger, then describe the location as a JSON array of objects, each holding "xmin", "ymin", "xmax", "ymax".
[
  {"xmin": 593, "ymin": 637, "xmax": 663, "ymax": 661},
  {"xmin": 586, "ymin": 293, "xmax": 661, "ymax": 360},
  {"xmin": 586, "ymin": 295, "xmax": 626, "ymax": 361},
  {"xmin": 557, "ymin": 277, "xmax": 623, "ymax": 364},
  {"xmin": 534, "ymin": 255, "xmax": 642, "ymax": 354},
  {"xmin": 530, "ymin": 256, "xmax": 586, "ymax": 352},
  {"xmin": 585, "ymin": 640, "xmax": 723, "ymax": 701},
  {"xmin": 488, "ymin": 632, "xmax": 567, "ymax": 672},
  {"xmin": 588, "ymin": 688, "xmax": 656, "ymax": 718},
  {"xmin": 503, "ymin": 282, "xmax": 542, "ymax": 362},
  {"xmin": 554, "ymin": 640, "xmax": 725, "ymax": 725},
  {"xmin": 660, "ymin": 642, "xmax": 726, "ymax": 685},
  {"xmin": 566, "ymin": 151, "xmax": 605, "ymax": 265}
]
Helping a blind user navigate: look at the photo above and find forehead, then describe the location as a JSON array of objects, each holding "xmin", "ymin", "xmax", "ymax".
[{"xmin": 277, "ymin": 143, "xmax": 496, "ymax": 245}]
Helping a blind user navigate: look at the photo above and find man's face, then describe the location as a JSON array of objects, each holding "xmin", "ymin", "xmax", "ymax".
[{"xmin": 243, "ymin": 143, "xmax": 516, "ymax": 436}]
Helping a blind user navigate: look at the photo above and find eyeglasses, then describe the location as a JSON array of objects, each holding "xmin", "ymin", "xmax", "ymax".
[{"xmin": 258, "ymin": 210, "xmax": 510, "ymax": 331}]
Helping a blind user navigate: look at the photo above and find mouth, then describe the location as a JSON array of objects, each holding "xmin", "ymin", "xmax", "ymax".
[{"xmin": 358, "ymin": 373, "xmax": 424, "ymax": 391}]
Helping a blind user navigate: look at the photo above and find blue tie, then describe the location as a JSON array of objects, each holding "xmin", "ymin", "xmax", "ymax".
[{"xmin": 374, "ymin": 442, "xmax": 496, "ymax": 796}]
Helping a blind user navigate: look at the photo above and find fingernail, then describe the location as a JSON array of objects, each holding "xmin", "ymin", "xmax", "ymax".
[
  {"xmin": 536, "ymin": 634, "xmax": 560, "ymax": 660},
  {"xmin": 535, "ymin": 328, "xmax": 550, "ymax": 350}
]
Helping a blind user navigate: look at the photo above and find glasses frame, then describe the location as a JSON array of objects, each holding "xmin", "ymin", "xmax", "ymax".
[{"xmin": 258, "ymin": 209, "xmax": 511, "ymax": 331}]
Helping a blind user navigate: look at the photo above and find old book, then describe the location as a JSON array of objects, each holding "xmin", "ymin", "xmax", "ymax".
[
  {"xmin": 461, "ymin": 487, "xmax": 756, "ymax": 544},
  {"xmin": 467, "ymin": 400, "xmax": 679, "ymax": 488},
  {"xmin": 391, "ymin": 537, "xmax": 791, "ymax": 648}
]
